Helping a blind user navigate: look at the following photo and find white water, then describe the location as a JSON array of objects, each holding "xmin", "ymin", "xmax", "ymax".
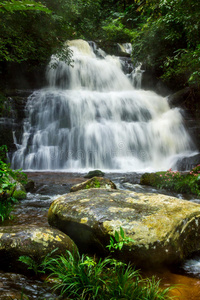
[
  {"xmin": 183, "ymin": 256, "xmax": 200, "ymax": 277},
  {"xmin": 12, "ymin": 40, "xmax": 195, "ymax": 171}
]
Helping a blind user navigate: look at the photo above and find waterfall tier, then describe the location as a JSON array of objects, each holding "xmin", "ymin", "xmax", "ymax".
[{"xmin": 12, "ymin": 40, "xmax": 195, "ymax": 171}]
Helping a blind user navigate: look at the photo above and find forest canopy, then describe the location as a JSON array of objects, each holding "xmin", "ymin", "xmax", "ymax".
[{"xmin": 0, "ymin": 0, "xmax": 199, "ymax": 89}]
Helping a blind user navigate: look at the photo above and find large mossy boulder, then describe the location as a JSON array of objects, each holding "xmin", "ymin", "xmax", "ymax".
[
  {"xmin": 70, "ymin": 177, "xmax": 116, "ymax": 192},
  {"xmin": 48, "ymin": 189, "xmax": 200, "ymax": 268},
  {"xmin": 0, "ymin": 225, "xmax": 78, "ymax": 273}
]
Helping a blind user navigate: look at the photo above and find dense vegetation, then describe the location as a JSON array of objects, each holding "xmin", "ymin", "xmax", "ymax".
[
  {"xmin": 0, "ymin": 0, "xmax": 199, "ymax": 90},
  {"xmin": 19, "ymin": 228, "xmax": 173, "ymax": 299},
  {"xmin": 0, "ymin": 145, "xmax": 27, "ymax": 221},
  {"xmin": 141, "ymin": 165, "xmax": 200, "ymax": 197}
]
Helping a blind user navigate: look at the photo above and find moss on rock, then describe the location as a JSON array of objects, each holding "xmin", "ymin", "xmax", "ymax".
[
  {"xmin": 0, "ymin": 225, "xmax": 78, "ymax": 273},
  {"xmin": 48, "ymin": 188, "xmax": 200, "ymax": 268},
  {"xmin": 140, "ymin": 172, "xmax": 163, "ymax": 186},
  {"xmin": 70, "ymin": 177, "xmax": 116, "ymax": 192},
  {"xmin": 13, "ymin": 190, "xmax": 26, "ymax": 200}
]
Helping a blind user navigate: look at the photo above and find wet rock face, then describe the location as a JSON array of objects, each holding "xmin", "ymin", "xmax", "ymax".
[
  {"xmin": 0, "ymin": 225, "xmax": 78, "ymax": 273},
  {"xmin": 48, "ymin": 189, "xmax": 200, "ymax": 268},
  {"xmin": 70, "ymin": 177, "xmax": 116, "ymax": 192}
]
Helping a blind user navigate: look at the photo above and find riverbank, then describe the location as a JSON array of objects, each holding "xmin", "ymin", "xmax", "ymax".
[{"xmin": 1, "ymin": 172, "xmax": 200, "ymax": 299}]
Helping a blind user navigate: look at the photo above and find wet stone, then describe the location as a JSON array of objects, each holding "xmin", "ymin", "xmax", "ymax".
[
  {"xmin": 0, "ymin": 225, "xmax": 78, "ymax": 273},
  {"xmin": 48, "ymin": 188, "xmax": 200, "ymax": 268},
  {"xmin": 70, "ymin": 176, "xmax": 116, "ymax": 192}
]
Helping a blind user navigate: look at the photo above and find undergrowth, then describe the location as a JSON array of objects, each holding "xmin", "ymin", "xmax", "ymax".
[
  {"xmin": 0, "ymin": 145, "xmax": 27, "ymax": 221},
  {"xmin": 156, "ymin": 166, "xmax": 200, "ymax": 196},
  {"xmin": 19, "ymin": 228, "xmax": 174, "ymax": 299}
]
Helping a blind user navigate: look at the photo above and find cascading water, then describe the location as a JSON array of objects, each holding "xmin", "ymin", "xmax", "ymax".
[{"xmin": 12, "ymin": 39, "xmax": 196, "ymax": 171}]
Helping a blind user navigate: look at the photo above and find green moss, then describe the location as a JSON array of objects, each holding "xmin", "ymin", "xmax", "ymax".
[
  {"xmin": 13, "ymin": 190, "xmax": 27, "ymax": 200},
  {"xmin": 85, "ymin": 178, "xmax": 101, "ymax": 189},
  {"xmin": 140, "ymin": 172, "xmax": 164, "ymax": 186}
]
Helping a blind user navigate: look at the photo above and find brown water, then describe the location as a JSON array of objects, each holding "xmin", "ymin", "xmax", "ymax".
[{"xmin": 1, "ymin": 172, "xmax": 200, "ymax": 299}]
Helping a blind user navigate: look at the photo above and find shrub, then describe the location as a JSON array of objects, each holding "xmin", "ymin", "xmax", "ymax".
[
  {"xmin": 0, "ymin": 145, "xmax": 27, "ymax": 221},
  {"xmin": 141, "ymin": 166, "xmax": 200, "ymax": 196}
]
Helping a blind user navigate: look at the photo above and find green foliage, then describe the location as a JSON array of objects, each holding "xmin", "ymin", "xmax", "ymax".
[
  {"xmin": 0, "ymin": 145, "xmax": 27, "ymax": 221},
  {"xmin": 13, "ymin": 190, "xmax": 27, "ymax": 200},
  {"xmin": 141, "ymin": 166, "xmax": 200, "ymax": 196},
  {"xmin": 131, "ymin": 0, "xmax": 200, "ymax": 88},
  {"xmin": 85, "ymin": 178, "xmax": 101, "ymax": 189},
  {"xmin": 101, "ymin": 3, "xmax": 143, "ymax": 43},
  {"xmin": 43, "ymin": 250, "xmax": 172, "ymax": 299},
  {"xmin": 19, "ymin": 255, "xmax": 45, "ymax": 275},
  {"xmin": 106, "ymin": 226, "xmax": 135, "ymax": 252},
  {"xmin": 102, "ymin": 16, "xmax": 135, "ymax": 43},
  {"xmin": 0, "ymin": 0, "xmax": 51, "ymax": 13},
  {"xmin": 18, "ymin": 232, "xmax": 173, "ymax": 299},
  {"xmin": 162, "ymin": 46, "xmax": 200, "ymax": 88},
  {"xmin": 0, "ymin": 0, "xmax": 199, "ymax": 90},
  {"xmin": 18, "ymin": 248, "xmax": 58, "ymax": 275},
  {"xmin": 0, "ymin": 0, "xmax": 72, "ymax": 65}
]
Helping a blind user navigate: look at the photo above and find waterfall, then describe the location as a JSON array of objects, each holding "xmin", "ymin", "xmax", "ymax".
[{"xmin": 11, "ymin": 39, "xmax": 196, "ymax": 171}]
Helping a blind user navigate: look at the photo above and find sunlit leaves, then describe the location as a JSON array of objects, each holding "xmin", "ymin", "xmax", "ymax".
[
  {"xmin": 132, "ymin": 0, "xmax": 200, "ymax": 88},
  {"xmin": 0, "ymin": 0, "xmax": 51, "ymax": 13}
]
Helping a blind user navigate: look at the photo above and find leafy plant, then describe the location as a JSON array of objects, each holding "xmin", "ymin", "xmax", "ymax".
[
  {"xmin": 106, "ymin": 226, "xmax": 135, "ymax": 252},
  {"xmin": 19, "ymin": 228, "xmax": 173, "ymax": 299},
  {"xmin": 18, "ymin": 248, "xmax": 58, "ymax": 275},
  {"xmin": 0, "ymin": 145, "xmax": 27, "ymax": 221},
  {"xmin": 18, "ymin": 256, "xmax": 45, "ymax": 276},
  {"xmin": 132, "ymin": 0, "xmax": 200, "ymax": 88},
  {"xmin": 0, "ymin": 0, "xmax": 51, "ymax": 14},
  {"xmin": 141, "ymin": 165, "xmax": 200, "ymax": 196},
  {"xmin": 85, "ymin": 178, "xmax": 101, "ymax": 189},
  {"xmin": 43, "ymin": 249, "xmax": 172, "ymax": 299}
]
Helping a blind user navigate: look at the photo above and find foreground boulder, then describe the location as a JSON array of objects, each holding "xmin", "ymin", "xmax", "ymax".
[
  {"xmin": 70, "ymin": 177, "xmax": 116, "ymax": 192},
  {"xmin": 0, "ymin": 225, "xmax": 77, "ymax": 273},
  {"xmin": 48, "ymin": 189, "xmax": 200, "ymax": 268}
]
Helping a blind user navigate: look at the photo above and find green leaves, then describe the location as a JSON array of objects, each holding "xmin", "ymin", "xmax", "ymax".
[
  {"xmin": 0, "ymin": 145, "xmax": 27, "ymax": 222},
  {"xmin": 149, "ymin": 166, "xmax": 200, "ymax": 196},
  {"xmin": 0, "ymin": 0, "xmax": 51, "ymax": 14},
  {"xmin": 106, "ymin": 227, "xmax": 135, "ymax": 252},
  {"xmin": 21, "ymin": 248, "xmax": 172, "ymax": 299},
  {"xmin": 132, "ymin": 0, "xmax": 200, "ymax": 88}
]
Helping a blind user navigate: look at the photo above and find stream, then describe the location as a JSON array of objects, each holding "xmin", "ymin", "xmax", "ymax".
[{"xmin": 1, "ymin": 172, "xmax": 200, "ymax": 299}]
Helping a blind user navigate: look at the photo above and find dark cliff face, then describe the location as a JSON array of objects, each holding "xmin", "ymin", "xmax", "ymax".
[
  {"xmin": 0, "ymin": 61, "xmax": 47, "ymax": 91},
  {"xmin": 0, "ymin": 61, "xmax": 47, "ymax": 155},
  {"xmin": 169, "ymin": 87, "xmax": 200, "ymax": 152}
]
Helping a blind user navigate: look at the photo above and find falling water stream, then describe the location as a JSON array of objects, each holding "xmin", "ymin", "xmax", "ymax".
[
  {"xmin": 11, "ymin": 39, "xmax": 196, "ymax": 171},
  {"xmin": 2, "ymin": 40, "xmax": 200, "ymax": 298}
]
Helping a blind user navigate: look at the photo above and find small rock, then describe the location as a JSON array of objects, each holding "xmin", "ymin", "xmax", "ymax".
[
  {"xmin": 24, "ymin": 179, "xmax": 35, "ymax": 192},
  {"xmin": 84, "ymin": 170, "xmax": 105, "ymax": 178},
  {"xmin": 70, "ymin": 177, "xmax": 116, "ymax": 192}
]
